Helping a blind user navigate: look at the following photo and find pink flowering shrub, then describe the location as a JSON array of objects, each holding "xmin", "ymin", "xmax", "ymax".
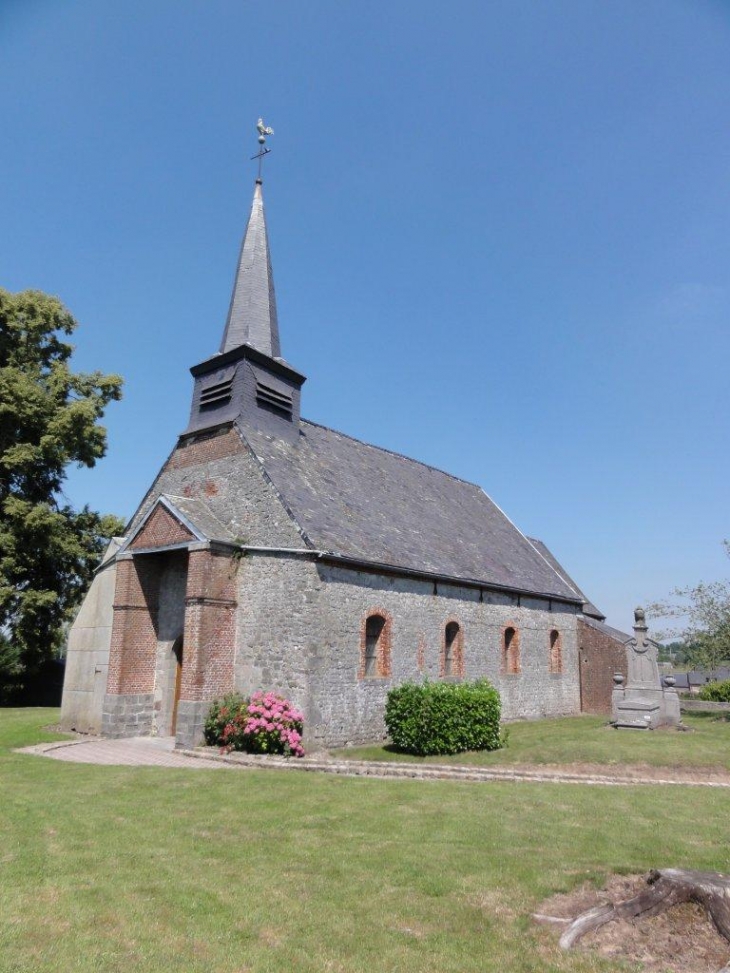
[{"xmin": 204, "ymin": 691, "xmax": 305, "ymax": 757}]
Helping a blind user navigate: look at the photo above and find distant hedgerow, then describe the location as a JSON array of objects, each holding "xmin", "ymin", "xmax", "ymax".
[{"xmin": 384, "ymin": 679, "xmax": 502, "ymax": 756}]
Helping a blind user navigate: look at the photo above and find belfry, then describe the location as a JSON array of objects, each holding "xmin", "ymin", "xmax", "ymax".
[{"xmin": 61, "ymin": 122, "xmax": 628, "ymax": 748}]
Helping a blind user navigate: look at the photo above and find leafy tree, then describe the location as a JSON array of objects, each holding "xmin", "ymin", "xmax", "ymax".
[
  {"xmin": 657, "ymin": 640, "xmax": 689, "ymax": 665},
  {"xmin": 648, "ymin": 542, "xmax": 730, "ymax": 672},
  {"xmin": 697, "ymin": 679, "xmax": 730, "ymax": 703},
  {"xmin": 0, "ymin": 289, "xmax": 124, "ymax": 696},
  {"xmin": 0, "ymin": 633, "xmax": 21, "ymax": 703}
]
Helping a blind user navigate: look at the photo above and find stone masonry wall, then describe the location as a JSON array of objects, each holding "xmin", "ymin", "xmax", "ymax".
[
  {"xmin": 234, "ymin": 553, "xmax": 311, "ymax": 719},
  {"xmin": 234, "ymin": 553, "xmax": 581, "ymax": 748}
]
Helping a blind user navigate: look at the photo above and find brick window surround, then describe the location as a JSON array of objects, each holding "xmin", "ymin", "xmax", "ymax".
[
  {"xmin": 549, "ymin": 629, "xmax": 563, "ymax": 674},
  {"xmin": 501, "ymin": 624, "xmax": 521, "ymax": 675},
  {"xmin": 440, "ymin": 619, "xmax": 464, "ymax": 678},
  {"xmin": 358, "ymin": 609, "xmax": 393, "ymax": 679}
]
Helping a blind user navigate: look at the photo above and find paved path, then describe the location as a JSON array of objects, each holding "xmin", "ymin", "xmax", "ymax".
[
  {"xmin": 17, "ymin": 736, "xmax": 233, "ymax": 769},
  {"xmin": 16, "ymin": 736, "xmax": 730, "ymax": 788}
]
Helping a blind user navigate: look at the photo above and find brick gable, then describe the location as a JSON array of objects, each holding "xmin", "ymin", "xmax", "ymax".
[{"xmin": 130, "ymin": 504, "xmax": 196, "ymax": 550}]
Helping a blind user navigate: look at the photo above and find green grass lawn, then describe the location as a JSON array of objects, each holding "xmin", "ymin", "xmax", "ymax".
[
  {"xmin": 2, "ymin": 709, "xmax": 730, "ymax": 973},
  {"xmin": 333, "ymin": 712, "xmax": 730, "ymax": 771}
]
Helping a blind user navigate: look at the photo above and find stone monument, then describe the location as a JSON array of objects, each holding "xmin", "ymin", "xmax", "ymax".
[{"xmin": 612, "ymin": 607, "xmax": 681, "ymax": 729}]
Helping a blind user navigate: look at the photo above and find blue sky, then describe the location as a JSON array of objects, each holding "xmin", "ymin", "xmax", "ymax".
[{"xmin": 2, "ymin": 0, "xmax": 729, "ymax": 630}]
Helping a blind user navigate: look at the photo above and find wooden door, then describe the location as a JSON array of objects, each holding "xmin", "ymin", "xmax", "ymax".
[{"xmin": 171, "ymin": 639, "xmax": 183, "ymax": 735}]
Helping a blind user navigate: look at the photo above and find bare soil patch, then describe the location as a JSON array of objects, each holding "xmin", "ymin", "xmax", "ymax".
[{"xmin": 538, "ymin": 874, "xmax": 730, "ymax": 972}]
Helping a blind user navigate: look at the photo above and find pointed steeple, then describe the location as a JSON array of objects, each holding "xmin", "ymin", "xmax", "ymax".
[
  {"xmin": 184, "ymin": 127, "xmax": 305, "ymax": 443},
  {"xmin": 219, "ymin": 179, "xmax": 281, "ymax": 358}
]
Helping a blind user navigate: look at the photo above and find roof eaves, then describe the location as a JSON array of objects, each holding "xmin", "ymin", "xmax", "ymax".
[{"xmin": 312, "ymin": 550, "xmax": 584, "ymax": 606}]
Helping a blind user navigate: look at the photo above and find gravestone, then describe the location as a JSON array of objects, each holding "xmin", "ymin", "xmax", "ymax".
[{"xmin": 612, "ymin": 607, "xmax": 681, "ymax": 729}]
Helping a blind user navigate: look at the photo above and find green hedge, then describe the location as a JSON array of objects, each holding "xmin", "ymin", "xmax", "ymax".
[
  {"xmin": 384, "ymin": 679, "xmax": 502, "ymax": 756},
  {"xmin": 698, "ymin": 679, "xmax": 730, "ymax": 703}
]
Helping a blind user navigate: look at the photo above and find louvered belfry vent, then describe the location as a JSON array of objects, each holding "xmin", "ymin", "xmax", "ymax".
[
  {"xmin": 200, "ymin": 377, "xmax": 233, "ymax": 408},
  {"xmin": 198, "ymin": 364, "xmax": 236, "ymax": 411},
  {"xmin": 256, "ymin": 379, "xmax": 293, "ymax": 418}
]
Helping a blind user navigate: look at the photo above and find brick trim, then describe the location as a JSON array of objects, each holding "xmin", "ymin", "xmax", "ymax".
[
  {"xmin": 501, "ymin": 623, "xmax": 521, "ymax": 675},
  {"xmin": 358, "ymin": 608, "xmax": 393, "ymax": 679}
]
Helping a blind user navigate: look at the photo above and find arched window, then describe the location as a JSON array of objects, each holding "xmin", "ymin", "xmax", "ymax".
[
  {"xmin": 442, "ymin": 620, "xmax": 463, "ymax": 677},
  {"xmin": 549, "ymin": 629, "xmax": 562, "ymax": 674},
  {"xmin": 502, "ymin": 625, "xmax": 520, "ymax": 674},
  {"xmin": 360, "ymin": 611, "xmax": 392, "ymax": 679}
]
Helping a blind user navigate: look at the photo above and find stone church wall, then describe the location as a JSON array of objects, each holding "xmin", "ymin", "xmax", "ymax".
[
  {"xmin": 233, "ymin": 552, "xmax": 313, "ymax": 721},
  {"xmin": 234, "ymin": 554, "xmax": 581, "ymax": 748},
  {"xmin": 80, "ymin": 424, "xmax": 584, "ymax": 747}
]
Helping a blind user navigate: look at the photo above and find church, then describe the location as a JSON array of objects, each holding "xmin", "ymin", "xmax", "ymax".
[{"xmin": 61, "ymin": 142, "xmax": 627, "ymax": 748}]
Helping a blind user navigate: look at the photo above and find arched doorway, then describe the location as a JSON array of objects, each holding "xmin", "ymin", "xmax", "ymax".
[{"xmin": 170, "ymin": 637, "xmax": 184, "ymax": 736}]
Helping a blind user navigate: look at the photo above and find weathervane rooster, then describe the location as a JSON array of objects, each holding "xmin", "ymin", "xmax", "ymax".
[{"xmin": 256, "ymin": 118, "xmax": 274, "ymax": 144}]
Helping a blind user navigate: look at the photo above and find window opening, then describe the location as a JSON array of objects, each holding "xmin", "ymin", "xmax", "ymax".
[
  {"xmin": 444, "ymin": 621, "xmax": 460, "ymax": 677},
  {"xmin": 549, "ymin": 629, "xmax": 562, "ymax": 673},
  {"xmin": 503, "ymin": 626, "xmax": 520, "ymax": 674},
  {"xmin": 364, "ymin": 614, "xmax": 386, "ymax": 677}
]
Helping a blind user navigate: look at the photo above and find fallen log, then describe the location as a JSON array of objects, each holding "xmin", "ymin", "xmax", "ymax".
[{"xmin": 559, "ymin": 869, "xmax": 730, "ymax": 952}]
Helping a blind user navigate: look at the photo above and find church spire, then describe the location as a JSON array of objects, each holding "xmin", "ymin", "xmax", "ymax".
[
  {"xmin": 219, "ymin": 120, "xmax": 280, "ymax": 358},
  {"xmin": 185, "ymin": 120, "xmax": 305, "ymax": 442}
]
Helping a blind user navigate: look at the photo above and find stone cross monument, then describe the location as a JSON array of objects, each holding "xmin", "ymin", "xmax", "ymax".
[{"xmin": 612, "ymin": 607, "xmax": 681, "ymax": 729}]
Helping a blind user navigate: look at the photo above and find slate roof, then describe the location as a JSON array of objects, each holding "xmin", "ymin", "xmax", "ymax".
[
  {"xmin": 527, "ymin": 537, "xmax": 605, "ymax": 620},
  {"xmin": 163, "ymin": 495, "xmax": 236, "ymax": 545},
  {"xmin": 219, "ymin": 181, "xmax": 280, "ymax": 358},
  {"xmin": 581, "ymin": 614, "xmax": 632, "ymax": 644},
  {"xmin": 686, "ymin": 668, "xmax": 730, "ymax": 686},
  {"xmin": 239, "ymin": 419, "xmax": 582, "ymax": 602}
]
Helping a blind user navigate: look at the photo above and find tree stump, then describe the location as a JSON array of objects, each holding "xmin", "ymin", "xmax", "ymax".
[{"xmin": 558, "ymin": 869, "xmax": 730, "ymax": 957}]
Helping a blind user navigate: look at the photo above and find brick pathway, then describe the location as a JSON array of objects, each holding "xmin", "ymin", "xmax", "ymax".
[
  {"xmin": 17, "ymin": 736, "xmax": 233, "ymax": 769},
  {"xmin": 17, "ymin": 736, "xmax": 730, "ymax": 788}
]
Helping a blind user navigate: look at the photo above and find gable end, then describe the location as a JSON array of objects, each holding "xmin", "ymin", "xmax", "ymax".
[{"xmin": 129, "ymin": 503, "xmax": 197, "ymax": 550}]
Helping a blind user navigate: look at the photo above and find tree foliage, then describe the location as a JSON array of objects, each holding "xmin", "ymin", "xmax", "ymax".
[
  {"xmin": 648, "ymin": 542, "xmax": 730, "ymax": 672},
  {"xmin": 697, "ymin": 679, "xmax": 730, "ymax": 703},
  {"xmin": 0, "ymin": 289, "xmax": 124, "ymax": 695}
]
